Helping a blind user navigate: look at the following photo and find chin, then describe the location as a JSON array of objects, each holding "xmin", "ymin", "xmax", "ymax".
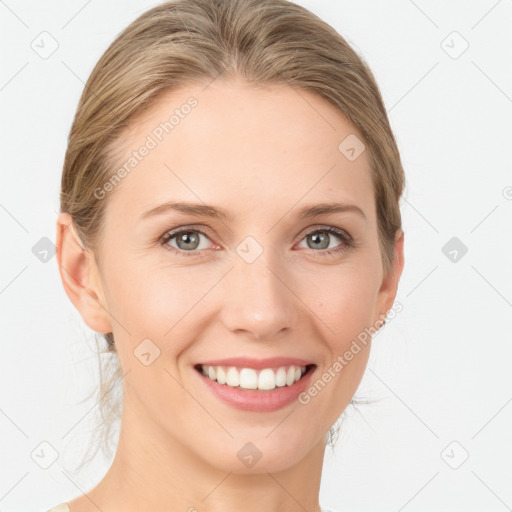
[{"xmin": 196, "ymin": 432, "xmax": 317, "ymax": 475}]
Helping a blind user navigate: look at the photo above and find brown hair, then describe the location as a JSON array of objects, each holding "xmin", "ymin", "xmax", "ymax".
[{"xmin": 59, "ymin": 0, "xmax": 405, "ymax": 470}]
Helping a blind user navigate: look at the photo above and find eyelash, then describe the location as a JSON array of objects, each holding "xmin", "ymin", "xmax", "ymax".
[{"xmin": 159, "ymin": 224, "xmax": 355, "ymax": 259}]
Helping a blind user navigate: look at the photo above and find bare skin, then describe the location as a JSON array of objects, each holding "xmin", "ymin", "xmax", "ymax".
[{"xmin": 56, "ymin": 76, "xmax": 404, "ymax": 512}]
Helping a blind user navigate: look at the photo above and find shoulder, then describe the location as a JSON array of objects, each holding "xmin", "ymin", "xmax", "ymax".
[{"xmin": 45, "ymin": 504, "xmax": 70, "ymax": 512}]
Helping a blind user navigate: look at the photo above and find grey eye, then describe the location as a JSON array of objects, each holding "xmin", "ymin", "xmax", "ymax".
[
  {"xmin": 306, "ymin": 231, "xmax": 331, "ymax": 250},
  {"xmin": 165, "ymin": 230, "xmax": 211, "ymax": 251}
]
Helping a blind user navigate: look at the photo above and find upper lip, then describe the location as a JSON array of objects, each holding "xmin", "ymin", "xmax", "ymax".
[{"xmin": 196, "ymin": 357, "xmax": 315, "ymax": 369}]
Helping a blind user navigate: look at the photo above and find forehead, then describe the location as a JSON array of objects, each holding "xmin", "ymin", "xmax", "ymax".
[{"xmin": 104, "ymin": 79, "xmax": 375, "ymax": 224}]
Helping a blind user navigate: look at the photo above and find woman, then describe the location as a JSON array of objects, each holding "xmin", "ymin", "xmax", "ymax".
[{"xmin": 51, "ymin": 0, "xmax": 405, "ymax": 510}]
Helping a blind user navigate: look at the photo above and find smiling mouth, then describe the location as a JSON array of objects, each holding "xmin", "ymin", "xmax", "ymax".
[{"xmin": 194, "ymin": 363, "xmax": 316, "ymax": 391}]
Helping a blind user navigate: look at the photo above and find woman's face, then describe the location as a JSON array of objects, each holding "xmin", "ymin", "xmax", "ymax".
[{"xmin": 64, "ymin": 77, "xmax": 403, "ymax": 474}]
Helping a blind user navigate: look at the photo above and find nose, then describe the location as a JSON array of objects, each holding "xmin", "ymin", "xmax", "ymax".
[{"xmin": 219, "ymin": 251, "xmax": 300, "ymax": 341}]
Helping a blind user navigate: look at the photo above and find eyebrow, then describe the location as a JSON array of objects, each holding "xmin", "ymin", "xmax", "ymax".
[{"xmin": 140, "ymin": 201, "xmax": 366, "ymax": 222}]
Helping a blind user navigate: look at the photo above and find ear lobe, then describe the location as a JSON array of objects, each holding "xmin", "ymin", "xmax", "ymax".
[
  {"xmin": 56, "ymin": 212, "xmax": 113, "ymax": 334},
  {"xmin": 375, "ymin": 229, "xmax": 405, "ymax": 323}
]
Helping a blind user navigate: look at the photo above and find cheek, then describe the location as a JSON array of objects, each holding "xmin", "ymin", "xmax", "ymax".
[
  {"xmin": 297, "ymin": 267, "xmax": 377, "ymax": 424},
  {"xmin": 299, "ymin": 261, "xmax": 380, "ymax": 347},
  {"xmin": 104, "ymin": 255, "xmax": 210, "ymax": 334}
]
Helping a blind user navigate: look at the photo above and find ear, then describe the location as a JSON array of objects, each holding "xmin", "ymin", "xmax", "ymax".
[
  {"xmin": 374, "ymin": 229, "xmax": 405, "ymax": 327},
  {"xmin": 55, "ymin": 212, "xmax": 113, "ymax": 334}
]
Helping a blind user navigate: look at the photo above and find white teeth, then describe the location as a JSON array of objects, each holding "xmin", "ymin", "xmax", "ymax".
[
  {"xmin": 216, "ymin": 366, "xmax": 227, "ymax": 384},
  {"xmin": 199, "ymin": 364, "xmax": 308, "ymax": 390},
  {"xmin": 286, "ymin": 366, "xmax": 295, "ymax": 386},
  {"xmin": 258, "ymin": 368, "xmax": 276, "ymax": 390},
  {"xmin": 226, "ymin": 367, "xmax": 240, "ymax": 387},
  {"xmin": 275, "ymin": 367, "xmax": 287, "ymax": 387},
  {"xmin": 239, "ymin": 368, "xmax": 258, "ymax": 389}
]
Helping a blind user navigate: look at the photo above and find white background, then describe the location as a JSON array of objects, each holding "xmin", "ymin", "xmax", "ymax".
[{"xmin": 1, "ymin": 0, "xmax": 511, "ymax": 511}]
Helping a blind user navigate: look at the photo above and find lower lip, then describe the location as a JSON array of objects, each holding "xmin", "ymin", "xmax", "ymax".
[{"xmin": 196, "ymin": 366, "xmax": 316, "ymax": 412}]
